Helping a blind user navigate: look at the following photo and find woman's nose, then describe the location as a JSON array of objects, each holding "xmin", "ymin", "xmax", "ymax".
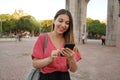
[{"xmin": 61, "ymin": 22, "xmax": 66, "ymax": 27}]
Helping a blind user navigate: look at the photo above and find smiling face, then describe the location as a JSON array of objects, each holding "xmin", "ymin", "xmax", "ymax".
[
  {"xmin": 53, "ymin": 14, "xmax": 70, "ymax": 34},
  {"xmin": 52, "ymin": 9, "xmax": 74, "ymax": 43}
]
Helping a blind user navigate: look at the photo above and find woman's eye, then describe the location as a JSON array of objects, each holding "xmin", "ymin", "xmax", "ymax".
[
  {"xmin": 59, "ymin": 20, "xmax": 63, "ymax": 23},
  {"xmin": 66, "ymin": 22, "xmax": 69, "ymax": 25},
  {"xmin": 58, "ymin": 19, "xmax": 69, "ymax": 25}
]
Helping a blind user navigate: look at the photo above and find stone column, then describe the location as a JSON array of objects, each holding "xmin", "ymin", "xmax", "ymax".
[
  {"xmin": 117, "ymin": 0, "xmax": 120, "ymax": 48},
  {"xmin": 66, "ymin": 0, "xmax": 89, "ymax": 44},
  {"xmin": 106, "ymin": 0, "xmax": 120, "ymax": 47}
]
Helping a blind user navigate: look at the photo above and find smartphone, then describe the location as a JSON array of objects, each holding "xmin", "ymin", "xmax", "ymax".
[
  {"xmin": 64, "ymin": 43, "xmax": 75, "ymax": 50},
  {"xmin": 60, "ymin": 43, "xmax": 75, "ymax": 57}
]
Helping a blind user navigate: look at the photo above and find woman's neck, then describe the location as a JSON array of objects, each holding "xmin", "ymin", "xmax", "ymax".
[
  {"xmin": 48, "ymin": 31, "xmax": 65, "ymax": 49},
  {"xmin": 50, "ymin": 31, "xmax": 64, "ymax": 39}
]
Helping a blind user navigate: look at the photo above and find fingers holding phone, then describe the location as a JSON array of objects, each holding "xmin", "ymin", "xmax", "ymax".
[
  {"xmin": 59, "ymin": 43, "xmax": 75, "ymax": 57},
  {"xmin": 64, "ymin": 43, "xmax": 75, "ymax": 50},
  {"xmin": 62, "ymin": 48, "xmax": 75, "ymax": 59}
]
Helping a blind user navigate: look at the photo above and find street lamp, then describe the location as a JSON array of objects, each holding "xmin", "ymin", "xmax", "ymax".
[{"xmin": 0, "ymin": 19, "xmax": 3, "ymax": 33}]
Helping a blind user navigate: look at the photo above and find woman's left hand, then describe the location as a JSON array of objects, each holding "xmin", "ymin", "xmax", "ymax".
[{"xmin": 61, "ymin": 48, "xmax": 75, "ymax": 60}]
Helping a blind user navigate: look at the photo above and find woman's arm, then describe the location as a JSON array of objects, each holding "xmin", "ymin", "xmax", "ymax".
[
  {"xmin": 62, "ymin": 48, "xmax": 78, "ymax": 72},
  {"xmin": 32, "ymin": 49, "xmax": 60, "ymax": 68},
  {"xmin": 32, "ymin": 56, "xmax": 53, "ymax": 68},
  {"xmin": 67, "ymin": 56, "xmax": 78, "ymax": 72}
]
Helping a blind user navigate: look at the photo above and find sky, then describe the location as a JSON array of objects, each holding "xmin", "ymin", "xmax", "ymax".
[
  {"xmin": 0, "ymin": 0, "xmax": 107, "ymax": 20},
  {"xmin": 87, "ymin": 0, "xmax": 108, "ymax": 20}
]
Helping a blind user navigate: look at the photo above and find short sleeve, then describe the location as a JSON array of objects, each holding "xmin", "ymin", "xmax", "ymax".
[
  {"xmin": 31, "ymin": 34, "xmax": 45, "ymax": 59},
  {"xmin": 74, "ymin": 51, "xmax": 82, "ymax": 62},
  {"xmin": 73, "ymin": 46, "xmax": 82, "ymax": 61}
]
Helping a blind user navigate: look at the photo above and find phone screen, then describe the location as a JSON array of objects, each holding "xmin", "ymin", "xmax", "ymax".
[{"xmin": 64, "ymin": 43, "xmax": 75, "ymax": 50}]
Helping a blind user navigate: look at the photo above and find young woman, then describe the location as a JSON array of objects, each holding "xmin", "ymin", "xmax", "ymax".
[{"xmin": 32, "ymin": 9, "xmax": 81, "ymax": 80}]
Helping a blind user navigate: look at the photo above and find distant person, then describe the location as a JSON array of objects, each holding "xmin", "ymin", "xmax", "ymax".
[
  {"xmin": 18, "ymin": 31, "xmax": 22, "ymax": 41},
  {"xmin": 101, "ymin": 35, "xmax": 106, "ymax": 45},
  {"xmin": 31, "ymin": 9, "xmax": 81, "ymax": 80},
  {"xmin": 82, "ymin": 34, "xmax": 86, "ymax": 44}
]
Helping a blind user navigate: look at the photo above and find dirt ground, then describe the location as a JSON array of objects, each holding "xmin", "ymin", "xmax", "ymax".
[{"xmin": 0, "ymin": 38, "xmax": 120, "ymax": 80}]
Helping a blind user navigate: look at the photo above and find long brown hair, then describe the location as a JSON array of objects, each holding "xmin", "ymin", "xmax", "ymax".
[{"xmin": 52, "ymin": 9, "xmax": 74, "ymax": 43}]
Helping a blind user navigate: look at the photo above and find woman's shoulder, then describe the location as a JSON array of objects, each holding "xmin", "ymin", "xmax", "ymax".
[{"xmin": 38, "ymin": 33, "xmax": 48, "ymax": 38}]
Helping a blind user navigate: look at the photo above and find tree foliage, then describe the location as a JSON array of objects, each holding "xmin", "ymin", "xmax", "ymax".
[
  {"xmin": 0, "ymin": 14, "xmax": 17, "ymax": 33},
  {"xmin": 0, "ymin": 13, "xmax": 106, "ymax": 38},
  {"xmin": 39, "ymin": 20, "xmax": 53, "ymax": 33},
  {"xmin": 86, "ymin": 18, "xmax": 106, "ymax": 39},
  {"xmin": 17, "ymin": 15, "xmax": 39, "ymax": 32},
  {"xmin": 0, "ymin": 13, "xmax": 53, "ymax": 37}
]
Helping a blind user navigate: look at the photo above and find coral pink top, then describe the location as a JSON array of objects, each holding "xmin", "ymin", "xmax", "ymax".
[
  {"xmin": 101, "ymin": 35, "xmax": 106, "ymax": 39},
  {"xmin": 32, "ymin": 33, "xmax": 81, "ymax": 74}
]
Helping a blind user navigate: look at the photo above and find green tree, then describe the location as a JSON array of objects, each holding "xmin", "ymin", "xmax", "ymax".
[
  {"xmin": 0, "ymin": 14, "xmax": 17, "ymax": 33},
  {"xmin": 87, "ymin": 19, "xmax": 106, "ymax": 39},
  {"xmin": 17, "ymin": 15, "xmax": 40, "ymax": 36},
  {"xmin": 39, "ymin": 20, "xmax": 53, "ymax": 33},
  {"xmin": 3, "ymin": 19, "xmax": 17, "ymax": 33},
  {"xmin": 86, "ymin": 18, "xmax": 93, "ymax": 24}
]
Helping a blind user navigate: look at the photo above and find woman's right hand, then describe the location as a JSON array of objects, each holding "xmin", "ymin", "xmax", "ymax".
[{"xmin": 50, "ymin": 49, "xmax": 61, "ymax": 61}]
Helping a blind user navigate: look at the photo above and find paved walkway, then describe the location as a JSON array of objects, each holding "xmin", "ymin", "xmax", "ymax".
[
  {"xmin": 71, "ymin": 40, "xmax": 120, "ymax": 80},
  {"xmin": 0, "ymin": 38, "xmax": 120, "ymax": 80}
]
